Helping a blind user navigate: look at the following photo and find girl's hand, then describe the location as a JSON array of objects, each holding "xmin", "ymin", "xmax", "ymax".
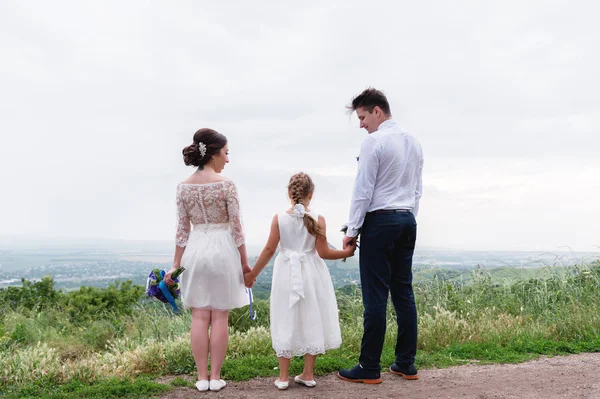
[
  {"xmin": 343, "ymin": 242, "xmax": 357, "ymax": 258},
  {"xmin": 244, "ymin": 271, "xmax": 256, "ymax": 288}
]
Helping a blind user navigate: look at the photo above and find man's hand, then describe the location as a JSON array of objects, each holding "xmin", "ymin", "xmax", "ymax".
[{"xmin": 342, "ymin": 235, "xmax": 356, "ymax": 250}]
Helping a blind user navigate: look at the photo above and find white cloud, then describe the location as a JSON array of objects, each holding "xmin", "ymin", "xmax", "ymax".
[{"xmin": 0, "ymin": 0, "xmax": 598, "ymax": 252}]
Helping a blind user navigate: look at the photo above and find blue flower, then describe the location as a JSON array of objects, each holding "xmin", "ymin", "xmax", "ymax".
[{"xmin": 146, "ymin": 268, "xmax": 183, "ymax": 304}]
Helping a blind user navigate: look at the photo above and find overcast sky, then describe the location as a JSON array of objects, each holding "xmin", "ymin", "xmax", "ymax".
[{"xmin": 1, "ymin": 0, "xmax": 598, "ymax": 252}]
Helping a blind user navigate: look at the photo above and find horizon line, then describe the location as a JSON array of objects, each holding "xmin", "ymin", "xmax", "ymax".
[{"xmin": 0, "ymin": 235, "xmax": 598, "ymax": 254}]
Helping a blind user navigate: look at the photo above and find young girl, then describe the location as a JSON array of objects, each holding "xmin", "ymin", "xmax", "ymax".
[{"xmin": 244, "ymin": 172, "xmax": 356, "ymax": 390}]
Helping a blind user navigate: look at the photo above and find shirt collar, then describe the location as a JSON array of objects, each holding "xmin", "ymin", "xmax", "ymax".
[{"xmin": 377, "ymin": 119, "xmax": 397, "ymax": 131}]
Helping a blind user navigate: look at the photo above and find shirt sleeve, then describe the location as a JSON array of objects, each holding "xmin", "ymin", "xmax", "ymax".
[
  {"xmin": 346, "ymin": 136, "xmax": 379, "ymax": 237},
  {"xmin": 175, "ymin": 184, "xmax": 191, "ymax": 247},
  {"xmin": 413, "ymin": 155, "xmax": 424, "ymax": 217},
  {"xmin": 225, "ymin": 181, "xmax": 245, "ymax": 247}
]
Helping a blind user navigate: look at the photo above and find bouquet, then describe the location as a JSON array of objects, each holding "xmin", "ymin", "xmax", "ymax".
[
  {"xmin": 340, "ymin": 224, "xmax": 360, "ymax": 262},
  {"xmin": 146, "ymin": 267, "xmax": 185, "ymax": 312}
]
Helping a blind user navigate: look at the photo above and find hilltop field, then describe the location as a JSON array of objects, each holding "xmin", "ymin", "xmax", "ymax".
[{"xmin": 1, "ymin": 259, "xmax": 599, "ymax": 398}]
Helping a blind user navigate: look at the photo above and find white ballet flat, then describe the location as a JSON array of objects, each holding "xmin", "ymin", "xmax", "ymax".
[
  {"xmin": 195, "ymin": 380, "xmax": 209, "ymax": 391},
  {"xmin": 294, "ymin": 375, "xmax": 317, "ymax": 387},
  {"xmin": 274, "ymin": 379, "xmax": 289, "ymax": 390},
  {"xmin": 209, "ymin": 379, "xmax": 227, "ymax": 391}
]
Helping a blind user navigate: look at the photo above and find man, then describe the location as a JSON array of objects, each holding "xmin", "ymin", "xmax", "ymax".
[{"xmin": 338, "ymin": 88, "xmax": 423, "ymax": 384}]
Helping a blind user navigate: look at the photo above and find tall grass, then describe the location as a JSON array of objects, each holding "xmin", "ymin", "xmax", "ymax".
[{"xmin": 1, "ymin": 262, "xmax": 600, "ymax": 394}]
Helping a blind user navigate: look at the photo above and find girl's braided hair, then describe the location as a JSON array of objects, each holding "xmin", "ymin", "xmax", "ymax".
[{"xmin": 288, "ymin": 172, "xmax": 325, "ymax": 239}]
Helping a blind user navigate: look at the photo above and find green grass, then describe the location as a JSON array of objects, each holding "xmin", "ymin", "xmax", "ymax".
[
  {"xmin": 0, "ymin": 377, "xmax": 170, "ymax": 399},
  {"xmin": 168, "ymin": 377, "xmax": 194, "ymax": 388},
  {"xmin": 1, "ymin": 261, "xmax": 599, "ymax": 397}
]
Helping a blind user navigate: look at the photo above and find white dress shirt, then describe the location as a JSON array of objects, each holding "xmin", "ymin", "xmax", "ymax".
[{"xmin": 346, "ymin": 120, "xmax": 424, "ymax": 238}]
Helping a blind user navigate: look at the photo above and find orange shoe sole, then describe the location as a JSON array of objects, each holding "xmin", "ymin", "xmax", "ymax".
[
  {"xmin": 389, "ymin": 367, "xmax": 419, "ymax": 380},
  {"xmin": 336, "ymin": 373, "xmax": 382, "ymax": 384}
]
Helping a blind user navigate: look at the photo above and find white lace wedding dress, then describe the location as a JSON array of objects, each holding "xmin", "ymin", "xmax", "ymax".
[
  {"xmin": 270, "ymin": 210, "xmax": 342, "ymax": 358},
  {"xmin": 175, "ymin": 180, "xmax": 248, "ymax": 310}
]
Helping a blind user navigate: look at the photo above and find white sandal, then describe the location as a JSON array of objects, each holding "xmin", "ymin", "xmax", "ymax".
[
  {"xmin": 294, "ymin": 375, "xmax": 317, "ymax": 387},
  {"xmin": 195, "ymin": 380, "xmax": 209, "ymax": 391},
  {"xmin": 209, "ymin": 379, "xmax": 227, "ymax": 391},
  {"xmin": 274, "ymin": 379, "xmax": 289, "ymax": 390}
]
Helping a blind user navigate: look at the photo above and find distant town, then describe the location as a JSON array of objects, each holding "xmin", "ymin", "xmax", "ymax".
[{"xmin": 1, "ymin": 241, "xmax": 597, "ymax": 297}]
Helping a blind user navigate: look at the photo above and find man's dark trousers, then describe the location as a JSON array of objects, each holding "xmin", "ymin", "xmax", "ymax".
[{"xmin": 358, "ymin": 210, "xmax": 418, "ymax": 370}]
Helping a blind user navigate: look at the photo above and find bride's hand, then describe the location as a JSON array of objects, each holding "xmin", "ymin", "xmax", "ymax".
[
  {"xmin": 244, "ymin": 271, "xmax": 256, "ymax": 288},
  {"xmin": 164, "ymin": 267, "xmax": 178, "ymax": 285},
  {"xmin": 241, "ymin": 263, "xmax": 252, "ymax": 274}
]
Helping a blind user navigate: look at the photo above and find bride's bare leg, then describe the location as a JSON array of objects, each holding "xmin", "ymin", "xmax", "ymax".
[
  {"xmin": 191, "ymin": 308, "xmax": 211, "ymax": 380},
  {"xmin": 209, "ymin": 310, "xmax": 229, "ymax": 380}
]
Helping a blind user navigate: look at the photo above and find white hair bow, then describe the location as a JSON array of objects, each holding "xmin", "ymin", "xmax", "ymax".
[{"xmin": 293, "ymin": 204, "xmax": 306, "ymax": 219}]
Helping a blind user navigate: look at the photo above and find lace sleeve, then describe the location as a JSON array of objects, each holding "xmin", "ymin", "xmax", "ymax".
[
  {"xmin": 175, "ymin": 184, "xmax": 191, "ymax": 247},
  {"xmin": 225, "ymin": 181, "xmax": 245, "ymax": 247}
]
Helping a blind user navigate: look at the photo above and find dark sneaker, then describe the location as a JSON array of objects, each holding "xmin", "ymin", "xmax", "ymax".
[
  {"xmin": 389, "ymin": 362, "xmax": 419, "ymax": 380},
  {"xmin": 337, "ymin": 364, "xmax": 382, "ymax": 384}
]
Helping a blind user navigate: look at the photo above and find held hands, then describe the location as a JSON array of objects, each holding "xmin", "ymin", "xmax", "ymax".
[
  {"xmin": 244, "ymin": 270, "xmax": 256, "ymax": 288},
  {"xmin": 242, "ymin": 263, "xmax": 252, "ymax": 274},
  {"xmin": 242, "ymin": 262, "xmax": 256, "ymax": 288},
  {"xmin": 342, "ymin": 238, "xmax": 357, "ymax": 258},
  {"xmin": 342, "ymin": 235, "xmax": 356, "ymax": 250}
]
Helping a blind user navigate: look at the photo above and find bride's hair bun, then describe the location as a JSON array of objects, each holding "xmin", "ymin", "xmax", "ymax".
[{"xmin": 182, "ymin": 128, "xmax": 228, "ymax": 168}]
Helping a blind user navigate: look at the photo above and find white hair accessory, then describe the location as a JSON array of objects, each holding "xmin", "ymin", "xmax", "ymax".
[
  {"xmin": 197, "ymin": 142, "xmax": 207, "ymax": 158},
  {"xmin": 293, "ymin": 203, "xmax": 306, "ymax": 219}
]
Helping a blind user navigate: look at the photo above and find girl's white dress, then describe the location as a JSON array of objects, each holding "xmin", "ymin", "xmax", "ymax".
[
  {"xmin": 270, "ymin": 210, "xmax": 342, "ymax": 358},
  {"xmin": 175, "ymin": 180, "xmax": 249, "ymax": 310}
]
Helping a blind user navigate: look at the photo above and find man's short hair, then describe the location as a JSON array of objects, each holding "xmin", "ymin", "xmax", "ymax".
[{"xmin": 347, "ymin": 88, "xmax": 391, "ymax": 115}]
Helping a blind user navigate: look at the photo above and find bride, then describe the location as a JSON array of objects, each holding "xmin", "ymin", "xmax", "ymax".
[{"xmin": 164, "ymin": 128, "xmax": 250, "ymax": 392}]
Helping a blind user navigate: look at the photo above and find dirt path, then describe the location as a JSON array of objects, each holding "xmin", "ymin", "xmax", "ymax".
[{"xmin": 159, "ymin": 352, "xmax": 600, "ymax": 398}]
